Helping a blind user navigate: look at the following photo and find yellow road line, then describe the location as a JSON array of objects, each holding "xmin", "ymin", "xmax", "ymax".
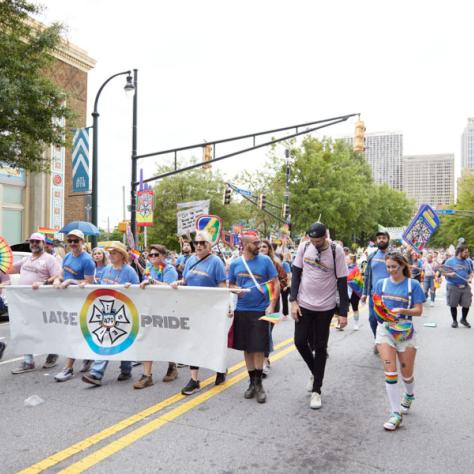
[
  {"xmin": 58, "ymin": 344, "xmax": 297, "ymax": 474},
  {"xmin": 18, "ymin": 336, "xmax": 294, "ymax": 474}
]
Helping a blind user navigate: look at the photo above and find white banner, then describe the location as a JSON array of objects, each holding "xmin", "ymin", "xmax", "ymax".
[
  {"xmin": 6, "ymin": 286, "xmax": 232, "ymax": 372},
  {"xmin": 176, "ymin": 199, "xmax": 210, "ymax": 210},
  {"xmin": 177, "ymin": 205, "xmax": 209, "ymax": 234}
]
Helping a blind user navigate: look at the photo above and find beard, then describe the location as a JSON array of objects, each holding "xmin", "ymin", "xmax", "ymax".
[{"xmin": 377, "ymin": 241, "xmax": 389, "ymax": 250}]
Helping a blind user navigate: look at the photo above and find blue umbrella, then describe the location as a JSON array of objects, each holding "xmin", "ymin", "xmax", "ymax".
[{"xmin": 59, "ymin": 221, "xmax": 100, "ymax": 236}]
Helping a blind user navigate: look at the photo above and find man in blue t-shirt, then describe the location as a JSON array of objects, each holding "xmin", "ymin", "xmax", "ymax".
[
  {"xmin": 228, "ymin": 231, "xmax": 279, "ymax": 404},
  {"xmin": 53, "ymin": 229, "xmax": 96, "ymax": 382},
  {"xmin": 176, "ymin": 240, "xmax": 194, "ymax": 279},
  {"xmin": 173, "ymin": 231, "xmax": 228, "ymax": 396},
  {"xmin": 444, "ymin": 244, "xmax": 473, "ymax": 328},
  {"xmin": 362, "ymin": 230, "xmax": 391, "ymax": 343}
]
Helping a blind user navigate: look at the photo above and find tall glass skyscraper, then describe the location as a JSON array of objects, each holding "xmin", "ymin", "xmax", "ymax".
[{"xmin": 461, "ymin": 118, "xmax": 474, "ymax": 171}]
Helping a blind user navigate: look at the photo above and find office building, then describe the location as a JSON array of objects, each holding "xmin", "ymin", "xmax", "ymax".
[
  {"xmin": 461, "ymin": 118, "xmax": 474, "ymax": 171},
  {"xmin": 402, "ymin": 154, "xmax": 454, "ymax": 208}
]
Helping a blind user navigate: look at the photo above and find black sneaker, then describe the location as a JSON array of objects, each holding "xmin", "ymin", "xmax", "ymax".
[
  {"xmin": 452, "ymin": 321, "xmax": 459, "ymax": 328},
  {"xmin": 0, "ymin": 341, "xmax": 5, "ymax": 360},
  {"xmin": 117, "ymin": 372, "xmax": 131, "ymax": 381},
  {"xmin": 181, "ymin": 378, "xmax": 200, "ymax": 396},
  {"xmin": 43, "ymin": 354, "xmax": 58, "ymax": 369},
  {"xmin": 81, "ymin": 373, "xmax": 102, "ymax": 386},
  {"xmin": 460, "ymin": 319, "xmax": 471, "ymax": 328},
  {"xmin": 215, "ymin": 371, "xmax": 227, "ymax": 386}
]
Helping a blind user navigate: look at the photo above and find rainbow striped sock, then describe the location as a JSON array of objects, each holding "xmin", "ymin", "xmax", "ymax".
[{"xmin": 385, "ymin": 372, "xmax": 398, "ymax": 384}]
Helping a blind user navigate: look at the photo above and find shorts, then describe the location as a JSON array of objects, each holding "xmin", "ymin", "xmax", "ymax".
[
  {"xmin": 446, "ymin": 284, "xmax": 472, "ymax": 308},
  {"xmin": 232, "ymin": 311, "xmax": 270, "ymax": 353},
  {"xmin": 375, "ymin": 322, "xmax": 418, "ymax": 352}
]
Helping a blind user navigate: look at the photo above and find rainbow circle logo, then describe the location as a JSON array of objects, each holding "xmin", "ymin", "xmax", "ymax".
[{"xmin": 80, "ymin": 289, "xmax": 139, "ymax": 355}]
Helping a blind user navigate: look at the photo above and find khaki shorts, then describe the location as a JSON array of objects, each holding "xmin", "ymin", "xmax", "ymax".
[{"xmin": 375, "ymin": 322, "xmax": 418, "ymax": 352}]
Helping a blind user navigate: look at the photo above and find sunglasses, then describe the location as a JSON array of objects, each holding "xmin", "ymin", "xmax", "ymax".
[
  {"xmin": 67, "ymin": 239, "xmax": 80, "ymax": 244},
  {"xmin": 194, "ymin": 241, "xmax": 207, "ymax": 246},
  {"xmin": 29, "ymin": 240, "xmax": 42, "ymax": 244},
  {"xmin": 149, "ymin": 253, "xmax": 160, "ymax": 257}
]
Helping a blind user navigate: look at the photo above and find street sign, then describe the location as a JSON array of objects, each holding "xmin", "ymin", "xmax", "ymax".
[
  {"xmin": 72, "ymin": 128, "xmax": 90, "ymax": 193},
  {"xmin": 435, "ymin": 209, "xmax": 455, "ymax": 215}
]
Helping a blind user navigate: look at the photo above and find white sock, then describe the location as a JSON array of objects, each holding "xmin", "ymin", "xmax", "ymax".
[
  {"xmin": 403, "ymin": 376, "xmax": 415, "ymax": 396},
  {"xmin": 385, "ymin": 372, "xmax": 400, "ymax": 413},
  {"xmin": 353, "ymin": 311, "xmax": 359, "ymax": 322}
]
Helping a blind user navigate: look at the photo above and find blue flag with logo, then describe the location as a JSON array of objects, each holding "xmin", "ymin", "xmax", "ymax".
[{"xmin": 72, "ymin": 128, "xmax": 90, "ymax": 193}]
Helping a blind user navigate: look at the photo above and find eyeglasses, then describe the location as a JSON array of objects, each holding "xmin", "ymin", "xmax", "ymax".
[
  {"xmin": 194, "ymin": 241, "xmax": 207, "ymax": 246},
  {"xmin": 149, "ymin": 253, "xmax": 160, "ymax": 257},
  {"xmin": 314, "ymin": 249, "xmax": 321, "ymax": 264},
  {"xmin": 67, "ymin": 239, "xmax": 80, "ymax": 244}
]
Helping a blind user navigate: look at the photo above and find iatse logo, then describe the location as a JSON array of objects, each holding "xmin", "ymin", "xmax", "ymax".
[{"xmin": 80, "ymin": 289, "xmax": 139, "ymax": 355}]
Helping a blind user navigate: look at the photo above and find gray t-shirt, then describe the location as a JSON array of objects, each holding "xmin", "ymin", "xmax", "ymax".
[{"xmin": 293, "ymin": 240, "xmax": 348, "ymax": 312}]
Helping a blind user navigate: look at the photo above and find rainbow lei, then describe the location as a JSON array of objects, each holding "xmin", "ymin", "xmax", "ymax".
[{"xmin": 347, "ymin": 267, "xmax": 363, "ymax": 297}]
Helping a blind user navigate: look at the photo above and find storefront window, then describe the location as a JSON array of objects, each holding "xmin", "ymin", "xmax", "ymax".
[
  {"xmin": 3, "ymin": 186, "xmax": 23, "ymax": 204},
  {"xmin": 1, "ymin": 208, "xmax": 22, "ymax": 244}
]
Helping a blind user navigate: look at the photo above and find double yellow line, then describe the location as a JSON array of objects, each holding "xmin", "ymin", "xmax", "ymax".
[{"xmin": 19, "ymin": 337, "xmax": 296, "ymax": 474}]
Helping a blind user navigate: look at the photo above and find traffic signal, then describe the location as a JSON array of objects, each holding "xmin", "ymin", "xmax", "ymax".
[
  {"xmin": 282, "ymin": 204, "xmax": 290, "ymax": 220},
  {"xmin": 258, "ymin": 193, "xmax": 266, "ymax": 210},
  {"xmin": 353, "ymin": 119, "xmax": 365, "ymax": 152},
  {"xmin": 203, "ymin": 144, "xmax": 212, "ymax": 170},
  {"xmin": 223, "ymin": 186, "xmax": 232, "ymax": 205}
]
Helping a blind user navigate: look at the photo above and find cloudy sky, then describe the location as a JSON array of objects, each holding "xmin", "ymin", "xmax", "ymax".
[{"xmin": 38, "ymin": 0, "xmax": 474, "ymax": 228}]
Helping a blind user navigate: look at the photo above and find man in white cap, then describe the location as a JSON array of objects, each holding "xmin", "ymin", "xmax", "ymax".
[
  {"xmin": 9, "ymin": 232, "xmax": 62, "ymax": 373},
  {"xmin": 53, "ymin": 229, "xmax": 96, "ymax": 381}
]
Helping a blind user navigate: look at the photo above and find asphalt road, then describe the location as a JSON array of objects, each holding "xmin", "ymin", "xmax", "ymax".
[{"xmin": 1, "ymin": 285, "xmax": 473, "ymax": 474}]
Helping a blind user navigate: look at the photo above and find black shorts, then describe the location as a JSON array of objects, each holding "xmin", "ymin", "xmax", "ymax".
[{"xmin": 232, "ymin": 310, "xmax": 270, "ymax": 353}]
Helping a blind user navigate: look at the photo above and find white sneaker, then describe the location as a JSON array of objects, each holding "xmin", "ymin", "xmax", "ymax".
[
  {"xmin": 310, "ymin": 392, "xmax": 322, "ymax": 409},
  {"xmin": 306, "ymin": 375, "xmax": 314, "ymax": 392},
  {"xmin": 430, "ymin": 301, "xmax": 434, "ymax": 307},
  {"xmin": 353, "ymin": 321, "xmax": 360, "ymax": 330},
  {"xmin": 55, "ymin": 367, "xmax": 73, "ymax": 382}
]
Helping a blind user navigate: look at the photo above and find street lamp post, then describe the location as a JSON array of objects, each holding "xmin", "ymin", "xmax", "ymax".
[
  {"xmin": 91, "ymin": 70, "xmax": 133, "ymax": 248},
  {"xmin": 129, "ymin": 69, "xmax": 138, "ymax": 245}
]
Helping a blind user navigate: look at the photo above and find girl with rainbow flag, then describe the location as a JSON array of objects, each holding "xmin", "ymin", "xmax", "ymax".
[
  {"xmin": 346, "ymin": 254, "xmax": 363, "ymax": 330},
  {"xmin": 372, "ymin": 252, "xmax": 426, "ymax": 431}
]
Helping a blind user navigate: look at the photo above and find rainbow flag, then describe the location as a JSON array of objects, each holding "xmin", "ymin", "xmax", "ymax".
[
  {"xmin": 348, "ymin": 267, "xmax": 363, "ymax": 297},
  {"xmin": 260, "ymin": 280, "xmax": 278, "ymax": 301},
  {"xmin": 259, "ymin": 313, "xmax": 282, "ymax": 324},
  {"xmin": 130, "ymin": 249, "xmax": 140, "ymax": 260},
  {"xmin": 372, "ymin": 293, "xmax": 398, "ymax": 323}
]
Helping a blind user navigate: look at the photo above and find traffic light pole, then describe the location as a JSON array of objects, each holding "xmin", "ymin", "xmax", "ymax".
[{"xmin": 134, "ymin": 114, "xmax": 358, "ymax": 186}]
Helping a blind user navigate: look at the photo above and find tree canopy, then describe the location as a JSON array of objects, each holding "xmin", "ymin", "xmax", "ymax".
[{"xmin": 0, "ymin": 0, "xmax": 72, "ymax": 172}]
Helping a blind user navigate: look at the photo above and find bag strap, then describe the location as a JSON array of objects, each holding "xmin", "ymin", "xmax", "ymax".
[
  {"xmin": 187, "ymin": 253, "xmax": 211, "ymax": 273},
  {"xmin": 241, "ymin": 256, "xmax": 262, "ymax": 291},
  {"xmin": 407, "ymin": 277, "xmax": 412, "ymax": 307}
]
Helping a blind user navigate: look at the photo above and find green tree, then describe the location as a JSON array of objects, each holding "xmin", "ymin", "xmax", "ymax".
[
  {"xmin": 430, "ymin": 172, "xmax": 474, "ymax": 247},
  {"xmin": 0, "ymin": 0, "xmax": 73, "ymax": 171},
  {"xmin": 146, "ymin": 165, "xmax": 253, "ymax": 250}
]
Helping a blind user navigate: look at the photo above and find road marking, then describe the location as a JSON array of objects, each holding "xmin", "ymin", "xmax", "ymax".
[
  {"xmin": 18, "ymin": 336, "xmax": 294, "ymax": 474},
  {"xmin": 0, "ymin": 354, "xmax": 39, "ymax": 366},
  {"xmin": 0, "ymin": 336, "xmax": 5, "ymax": 340},
  {"xmin": 58, "ymin": 344, "xmax": 296, "ymax": 474}
]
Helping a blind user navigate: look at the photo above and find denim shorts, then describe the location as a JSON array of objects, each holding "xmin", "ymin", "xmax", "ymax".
[{"xmin": 375, "ymin": 322, "xmax": 418, "ymax": 352}]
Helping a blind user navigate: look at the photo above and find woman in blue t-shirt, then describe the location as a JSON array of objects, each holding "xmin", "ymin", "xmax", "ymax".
[{"xmin": 373, "ymin": 252, "xmax": 426, "ymax": 431}]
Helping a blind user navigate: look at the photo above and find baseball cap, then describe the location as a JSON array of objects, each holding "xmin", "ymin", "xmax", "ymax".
[
  {"xmin": 29, "ymin": 232, "xmax": 45, "ymax": 242},
  {"xmin": 67, "ymin": 229, "xmax": 85, "ymax": 240},
  {"xmin": 375, "ymin": 230, "xmax": 390, "ymax": 239},
  {"xmin": 307, "ymin": 223, "xmax": 327, "ymax": 238}
]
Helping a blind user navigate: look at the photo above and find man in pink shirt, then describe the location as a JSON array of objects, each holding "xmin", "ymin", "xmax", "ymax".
[
  {"xmin": 9, "ymin": 232, "xmax": 62, "ymax": 374},
  {"xmin": 290, "ymin": 222, "xmax": 349, "ymax": 409}
]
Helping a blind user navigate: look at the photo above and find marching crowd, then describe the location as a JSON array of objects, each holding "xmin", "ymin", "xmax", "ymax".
[{"xmin": 0, "ymin": 223, "xmax": 472, "ymax": 431}]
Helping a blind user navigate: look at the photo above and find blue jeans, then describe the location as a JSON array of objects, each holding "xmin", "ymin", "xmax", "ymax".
[
  {"xmin": 368, "ymin": 297, "xmax": 378, "ymax": 338},
  {"xmin": 90, "ymin": 360, "xmax": 132, "ymax": 380},
  {"xmin": 423, "ymin": 276, "xmax": 435, "ymax": 302}
]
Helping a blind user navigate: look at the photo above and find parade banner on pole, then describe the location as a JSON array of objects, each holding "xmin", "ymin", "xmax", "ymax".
[
  {"xmin": 137, "ymin": 189, "xmax": 154, "ymax": 227},
  {"xmin": 72, "ymin": 128, "xmax": 90, "ymax": 193},
  {"xmin": 402, "ymin": 204, "xmax": 440, "ymax": 253},
  {"xmin": 6, "ymin": 286, "xmax": 232, "ymax": 372}
]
